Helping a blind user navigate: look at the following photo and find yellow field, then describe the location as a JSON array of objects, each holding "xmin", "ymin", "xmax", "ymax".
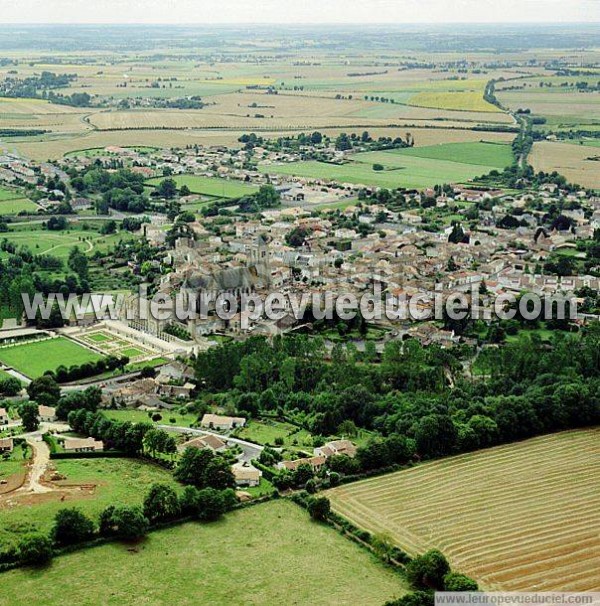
[
  {"xmin": 530, "ymin": 141, "xmax": 600, "ymax": 189},
  {"xmin": 408, "ymin": 90, "xmax": 501, "ymax": 113},
  {"xmin": 328, "ymin": 428, "xmax": 600, "ymax": 591}
]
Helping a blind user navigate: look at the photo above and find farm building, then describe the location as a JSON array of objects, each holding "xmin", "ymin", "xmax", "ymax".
[
  {"xmin": 0, "ymin": 408, "xmax": 8, "ymax": 425},
  {"xmin": 200, "ymin": 414, "xmax": 246, "ymax": 431},
  {"xmin": 63, "ymin": 437, "xmax": 104, "ymax": 453}
]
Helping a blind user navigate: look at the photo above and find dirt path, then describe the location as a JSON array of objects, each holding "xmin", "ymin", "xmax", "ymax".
[{"xmin": 16, "ymin": 435, "xmax": 52, "ymax": 494}]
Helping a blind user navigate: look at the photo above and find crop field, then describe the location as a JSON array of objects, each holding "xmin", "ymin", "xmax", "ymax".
[
  {"xmin": 147, "ymin": 174, "xmax": 258, "ymax": 198},
  {"xmin": 0, "ymin": 337, "xmax": 103, "ymax": 378},
  {"xmin": 261, "ymin": 141, "xmax": 511, "ymax": 189},
  {"xmin": 328, "ymin": 428, "xmax": 600, "ymax": 591},
  {"xmin": 0, "ymin": 500, "xmax": 407, "ymax": 606},
  {"xmin": 408, "ymin": 90, "xmax": 500, "ymax": 113},
  {"xmin": 530, "ymin": 141, "xmax": 600, "ymax": 189},
  {"xmin": 0, "ymin": 457, "xmax": 180, "ymax": 549},
  {"xmin": 0, "ymin": 186, "xmax": 38, "ymax": 214}
]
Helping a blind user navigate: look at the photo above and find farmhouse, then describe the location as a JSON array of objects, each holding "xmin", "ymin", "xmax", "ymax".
[
  {"xmin": 63, "ymin": 437, "xmax": 104, "ymax": 453},
  {"xmin": 0, "ymin": 437, "xmax": 13, "ymax": 452},
  {"xmin": 200, "ymin": 414, "xmax": 246, "ymax": 431},
  {"xmin": 232, "ymin": 462, "xmax": 262, "ymax": 487},
  {"xmin": 38, "ymin": 405, "xmax": 57, "ymax": 422},
  {"xmin": 314, "ymin": 439, "xmax": 357, "ymax": 459},
  {"xmin": 179, "ymin": 434, "xmax": 227, "ymax": 453},
  {"xmin": 0, "ymin": 407, "xmax": 8, "ymax": 425},
  {"xmin": 278, "ymin": 455, "xmax": 326, "ymax": 472}
]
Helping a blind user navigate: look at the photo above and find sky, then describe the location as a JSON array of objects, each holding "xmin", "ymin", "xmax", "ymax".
[{"xmin": 0, "ymin": 0, "xmax": 598, "ymax": 25}]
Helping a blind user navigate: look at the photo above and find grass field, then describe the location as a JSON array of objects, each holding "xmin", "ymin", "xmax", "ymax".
[
  {"xmin": 0, "ymin": 457, "xmax": 179, "ymax": 549},
  {"xmin": 146, "ymin": 175, "xmax": 258, "ymax": 199},
  {"xmin": 261, "ymin": 141, "xmax": 511, "ymax": 189},
  {"xmin": 0, "ymin": 337, "xmax": 103, "ymax": 378},
  {"xmin": 0, "ymin": 186, "xmax": 38, "ymax": 214},
  {"xmin": 327, "ymin": 428, "xmax": 600, "ymax": 591},
  {"xmin": 0, "ymin": 499, "xmax": 407, "ymax": 606},
  {"xmin": 103, "ymin": 409, "xmax": 199, "ymax": 427}
]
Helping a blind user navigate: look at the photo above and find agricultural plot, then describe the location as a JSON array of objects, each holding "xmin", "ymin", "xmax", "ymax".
[
  {"xmin": 0, "ymin": 500, "xmax": 407, "ymax": 606},
  {"xmin": 0, "ymin": 186, "xmax": 38, "ymax": 214},
  {"xmin": 328, "ymin": 428, "xmax": 600, "ymax": 591},
  {"xmin": 0, "ymin": 337, "xmax": 103, "ymax": 378},
  {"xmin": 408, "ymin": 90, "xmax": 500, "ymax": 113},
  {"xmin": 147, "ymin": 174, "xmax": 258, "ymax": 198},
  {"xmin": 530, "ymin": 141, "xmax": 600, "ymax": 189},
  {"xmin": 261, "ymin": 141, "xmax": 512, "ymax": 189}
]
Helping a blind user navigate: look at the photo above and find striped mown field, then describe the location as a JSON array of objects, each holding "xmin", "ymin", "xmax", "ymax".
[{"xmin": 327, "ymin": 428, "xmax": 600, "ymax": 591}]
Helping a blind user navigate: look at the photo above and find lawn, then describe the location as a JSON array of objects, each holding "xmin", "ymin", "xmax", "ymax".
[
  {"xmin": 235, "ymin": 419, "xmax": 315, "ymax": 451},
  {"xmin": 146, "ymin": 175, "xmax": 258, "ymax": 199},
  {"xmin": 0, "ymin": 337, "xmax": 103, "ymax": 378},
  {"xmin": 0, "ymin": 456, "xmax": 180, "ymax": 549},
  {"xmin": 103, "ymin": 408, "xmax": 198, "ymax": 428},
  {"xmin": 261, "ymin": 142, "xmax": 511, "ymax": 190},
  {"xmin": 0, "ymin": 500, "xmax": 407, "ymax": 605}
]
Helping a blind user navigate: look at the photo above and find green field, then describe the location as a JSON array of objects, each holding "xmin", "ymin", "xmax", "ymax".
[
  {"xmin": 261, "ymin": 142, "xmax": 512, "ymax": 189},
  {"xmin": 146, "ymin": 175, "xmax": 258, "ymax": 199},
  {"xmin": 0, "ymin": 337, "xmax": 103, "ymax": 378},
  {"xmin": 0, "ymin": 186, "xmax": 38, "ymax": 214},
  {"xmin": 0, "ymin": 457, "xmax": 180, "ymax": 549},
  {"xmin": 0, "ymin": 500, "xmax": 407, "ymax": 606},
  {"xmin": 0, "ymin": 224, "xmax": 135, "ymax": 261},
  {"xmin": 103, "ymin": 408, "xmax": 198, "ymax": 427}
]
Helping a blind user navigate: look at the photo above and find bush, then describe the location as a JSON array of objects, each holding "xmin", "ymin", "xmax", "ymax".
[
  {"xmin": 307, "ymin": 496, "xmax": 330, "ymax": 521},
  {"xmin": 443, "ymin": 572, "xmax": 479, "ymax": 591},
  {"xmin": 406, "ymin": 549, "xmax": 450, "ymax": 590},
  {"xmin": 99, "ymin": 505, "xmax": 148, "ymax": 540},
  {"xmin": 17, "ymin": 534, "xmax": 53, "ymax": 565},
  {"xmin": 52, "ymin": 508, "xmax": 95, "ymax": 546}
]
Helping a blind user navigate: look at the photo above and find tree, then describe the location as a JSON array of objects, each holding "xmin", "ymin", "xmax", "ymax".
[
  {"xmin": 180, "ymin": 184, "xmax": 191, "ymax": 196},
  {"xmin": 52, "ymin": 508, "xmax": 95, "ymax": 545},
  {"xmin": 17, "ymin": 533, "xmax": 53, "ymax": 565},
  {"xmin": 307, "ymin": 496, "xmax": 330, "ymax": 521},
  {"xmin": 255, "ymin": 184, "xmax": 280, "ymax": 209},
  {"xmin": 0, "ymin": 376, "xmax": 22, "ymax": 396},
  {"xmin": 68, "ymin": 246, "xmax": 89, "ymax": 281},
  {"xmin": 157, "ymin": 178, "xmax": 177, "ymax": 199},
  {"xmin": 143, "ymin": 483, "xmax": 181, "ymax": 524},
  {"xmin": 195, "ymin": 488, "xmax": 227, "ymax": 521},
  {"xmin": 27, "ymin": 375, "xmax": 60, "ymax": 406},
  {"xmin": 406, "ymin": 550, "xmax": 450, "ymax": 590},
  {"xmin": 415, "ymin": 414, "xmax": 457, "ymax": 458},
  {"xmin": 19, "ymin": 401, "xmax": 39, "ymax": 432},
  {"xmin": 384, "ymin": 592, "xmax": 434, "ymax": 606},
  {"xmin": 99, "ymin": 505, "xmax": 148, "ymax": 540},
  {"xmin": 174, "ymin": 447, "xmax": 235, "ymax": 490}
]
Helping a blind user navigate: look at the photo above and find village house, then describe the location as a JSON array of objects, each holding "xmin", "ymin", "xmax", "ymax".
[
  {"xmin": 232, "ymin": 462, "xmax": 262, "ymax": 487},
  {"xmin": 63, "ymin": 437, "xmax": 104, "ymax": 453},
  {"xmin": 38, "ymin": 405, "xmax": 57, "ymax": 423},
  {"xmin": 277, "ymin": 455, "xmax": 327, "ymax": 473},
  {"xmin": 200, "ymin": 414, "xmax": 246, "ymax": 431},
  {"xmin": 314, "ymin": 439, "xmax": 357, "ymax": 459},
  {"xmin": 179, "ymin": 434, "xmax": 228, "ymax": 453},
  {"xmin": 0, "ymin": 437, "xmax": 13, "ymax": 453},
  {"xmin": 0, "ymin": 407, "xmax": 8, "ymax": 425}
]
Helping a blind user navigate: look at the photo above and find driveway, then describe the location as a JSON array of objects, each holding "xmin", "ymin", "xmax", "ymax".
[{"xmin": 158, "ymin": 425, "xmax": 263, "ymax": 463}]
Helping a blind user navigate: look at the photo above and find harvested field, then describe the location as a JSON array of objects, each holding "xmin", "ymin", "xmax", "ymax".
[
  {"xmin": 327, "ymin": 428, "xmax": 600, "ymax": 591},
  {"xmin": 530, "ymin": 141, "xmax": 600, "ymax": 189}
]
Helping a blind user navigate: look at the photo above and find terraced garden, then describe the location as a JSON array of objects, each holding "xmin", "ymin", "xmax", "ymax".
[{"xmin": 328, "ymin": 428, "xmax": 600, "ymax": 591}]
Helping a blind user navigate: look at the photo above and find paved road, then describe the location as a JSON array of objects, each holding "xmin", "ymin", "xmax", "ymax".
[{"xmin": 158, "ymin": 425, "xmax": 263, "ymax": 463}]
